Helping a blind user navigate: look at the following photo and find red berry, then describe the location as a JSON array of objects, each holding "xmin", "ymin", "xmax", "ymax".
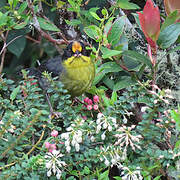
[
  {"xmin": 87, "ymin": 99, "xmax": 93, "ymax": 105},
  {"xmin": 93, "ymin": 104, "xmax": 99, "ymax": 110},
  {"xmin": 87, "ymin": 104, "xmax": 92, "ymax": 110},
  {"xmin": 84, "ymin": 97, "xmax": 89, "ymax": 103}
]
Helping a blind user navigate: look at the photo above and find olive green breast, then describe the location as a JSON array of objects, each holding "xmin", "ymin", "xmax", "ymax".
[{"xmin": 60, "ymin": 55, "xmax": 95, "ymax": 97}]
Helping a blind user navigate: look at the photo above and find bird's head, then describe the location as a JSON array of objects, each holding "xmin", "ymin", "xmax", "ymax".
[{"xmin": 62, "ymin": 41, "xmax": 91, "ymax": 67}]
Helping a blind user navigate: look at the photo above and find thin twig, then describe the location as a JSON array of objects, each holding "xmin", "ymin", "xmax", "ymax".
[{"xmin": 27, "ymin": 125, "xmax": 46, "ymax": 156}]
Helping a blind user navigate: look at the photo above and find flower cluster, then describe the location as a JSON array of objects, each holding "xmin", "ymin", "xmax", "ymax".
[
  {"xmin": 100, "ymin": 146, "xmax": 123, "ymax": 167},
  {"xmin": 45, "ymin": 150, "xmax": 66, "ymax": 179},
  {"xmin": 96, "ymin": 113, "xmax": 117, "ymax": 140},
  {"xmin": 61, "ymin": 118, "xmax": 84, "ymax": 153},
  {"xmin": 84, "ymin": 95, "xmax": 99, "ymax": 111},
  {"xmin": 114, "ymin": 125, "xmax": 143, "ymax": 152},
  {"xmin": 118, "ymin": 165, "xmax": 143, "ymax": 180}
]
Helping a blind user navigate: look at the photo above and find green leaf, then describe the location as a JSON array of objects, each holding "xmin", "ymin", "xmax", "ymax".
[
  {"xmin": 90, "ymin": 11, "xmax": 102, "ymax": 21},
  {"xmin": 114, "ymin": 177, "xmax": 122, "ymax": 180},
  {"xmin": 10, "ymin": 86, "xmax": 20, "ymax": 101},
  {"xmin": 161, "ymin": 10, "xmax": 179, "ymax": 31},
  {"xmin": 37, "ymin": 17, "xmax": 60, "ymax": 32},
  {"xmin": 102, "ymin": 8, "xmax": 108, "ymax": 16},
  {"xmin": 111, "ymin": 91, "xmax": 117, "ymax": 104},
  {"xmin": 93, "ymin": 62, "xmax": 122, "ymax": 85},
  {"xmin": 99, "ymin": 170, "xmax": 109, "ymax": 180},
  {"xmin": 13, "ymin": 16, "xmax": 29, "ymax": 29},
  {"xmin": 158, "ymin": 23, "xmax": 180, "ymax": 49},
  {"xmin": 83, "ymin": 166, "xmax": 90, "ymax": 175},
  {"xmin": 18, "ymin": 1, "xmax": 28, "ymax": 14},
  {"xmin": 7, "ymin": 30, "xmax": 26, "ymax": 58},
  {"xmin": 171, "ymin": 109, "xmax": 180, "ymax": 131},
  {"xmin": 65, "ymin": 19, "xmax": 81, "ymax": 26},
  {"xmin": 154, "ymin": 175, "xmax": 162, "ymax": 180},
  {"xmin": 8, "ymin": 0, "xmax": 13, "ymax": 7},
  {"xmin": 175, "ymin": 138, "xmax": 180, "ymax": 149},
  {"xmin": 0, "ymin": 12, "xmax": 8, "ymax": 27},
  {"xmin": 117, "ymin": 0, "xmax": 140, "ymax": 10},
  {"xmin": 84, "ymin": 25, "xmax": 102, "ymax": 42},
  {"xmin": 114, "ymin": 76, "xmax": 135, "ymax": 91},
  {"xmin": 103, "ymin": 76, "xmax": 114, "ymax": 90},
  {"xmin": 101, "ymin": 47, "xmax": 122, "ymax": 59},
  {"xmin": 56, "ymin": 0, "xmax": 66, "ymax": 8},
  {"xmin": 122, "ymin": 50, "xmax": 152, "ymax": 69},
  {"xmin": 13, "ymin": 0, "xmax": 19, "ymax": 8},
  {"xmin": 107, "ymin": 16, "xmax": 126, "ymax": 46}
]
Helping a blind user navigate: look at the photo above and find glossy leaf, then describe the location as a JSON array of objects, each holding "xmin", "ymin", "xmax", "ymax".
[
  {"xmin": 7, "ymin": 30, "xmax": 26, "ymax": 58},
  {"xmin": 158, "ymin": 22, "xmax": 180, "ymax": 49},
  {"xmin": 122, "ymin": 50, "xmax": 152, "ymax": 69},
  {"xmin": 107, "ymin": 16, "xmax": 126, "ymax": 46},
  {"xmin": 102, "ymin": 48, "xmax": 122, "ymax": 59},
  {"xmin": 84, "ymin": 25, "xmax": 102, "ymax": 42}
]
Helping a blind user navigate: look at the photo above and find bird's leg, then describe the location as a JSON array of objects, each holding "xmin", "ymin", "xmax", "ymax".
[{"xmin": 45, "ymin": 93, "xmax": 61, "ymax": 119}]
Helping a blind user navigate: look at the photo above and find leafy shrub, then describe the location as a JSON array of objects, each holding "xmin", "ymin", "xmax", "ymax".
[{"xmin": 0, "ymin": 0, "xmax": 180, "ymax": 180}]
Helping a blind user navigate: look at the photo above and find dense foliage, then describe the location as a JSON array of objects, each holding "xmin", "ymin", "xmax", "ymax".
[{"xmin": 0, "ymin": 0, "xmax": 180, "ymax": 179}]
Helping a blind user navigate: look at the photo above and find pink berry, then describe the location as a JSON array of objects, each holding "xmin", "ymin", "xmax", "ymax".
[
  {"xmin": 51, "ymin": 130, "xmax": 58, "ymax": 137},
  {"xmin": 84, "ymin": 97, "xmax": 89, "ymax": 103},
  {"xmin": 45, "ymin": 142, "xmax": 51, "ymax": 149},
  {"xmin": 93, "ymin": 95, "xmax": 99, "ymax": 103},
  {"xmin": 87, "ymin": 99, "xmax": 93, "ymax": 105},
  {"xmin": 87, "ymin": 104, "xmax": 92, "ymax": 110},
  {"xmin": 93, "ymin": 104, "xmax": 99, "ymax": 110}
]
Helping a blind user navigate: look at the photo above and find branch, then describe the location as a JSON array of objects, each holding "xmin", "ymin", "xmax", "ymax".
[
  {"xmin": 27, "ymin": 0, "xmax": 68, "ymax": 45},
  {"xmin": 0, "ymin": 31, "xmax": 8, "ymax": 74}
]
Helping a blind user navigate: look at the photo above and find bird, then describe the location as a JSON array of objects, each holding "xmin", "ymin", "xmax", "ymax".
[{"xmin": 27, "ymin": 41, "xmax": 95, "ymax": 118}]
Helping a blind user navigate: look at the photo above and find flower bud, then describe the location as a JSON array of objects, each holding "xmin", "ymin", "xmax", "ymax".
[
  {"xmin": 49, "ymin": 144, "xmax": 56, "ymax": 153},
  {"xmin": 45, "ymin": 142, "xmax": 51, "ymax": 149},
  {"xmin": 93, "ymin": 95, "xmax": 99, "ymax": 103},
  {"xmin": 51, "ymin": 130, "xmax": 58, "ymax": 137}
]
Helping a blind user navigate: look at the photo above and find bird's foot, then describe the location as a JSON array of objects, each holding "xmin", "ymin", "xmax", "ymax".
[{"xmin": 49, "ymin": 111, "xmax": 62, "ymax": 119}]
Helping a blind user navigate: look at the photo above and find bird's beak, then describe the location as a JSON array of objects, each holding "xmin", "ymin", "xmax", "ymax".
[{"xmin": 74, "ymin": 50, "xmax": 82, "ymax": 57}]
